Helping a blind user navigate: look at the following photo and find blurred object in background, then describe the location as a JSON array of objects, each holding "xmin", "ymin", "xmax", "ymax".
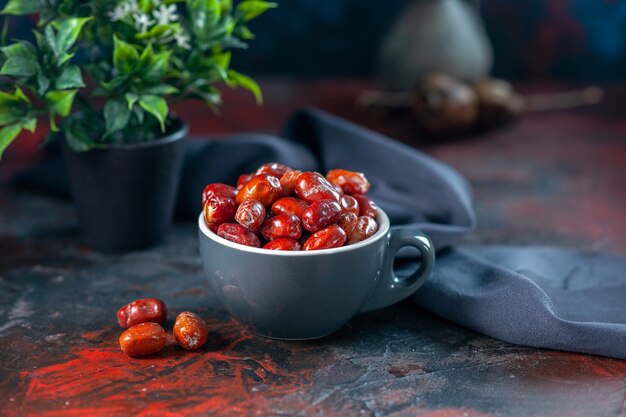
[
  {"xmin": 357, "ymin": 75, "xmax": 604, "ymax": 138},
  {"xmin": 411, "ymin": 73, "xmax": 480, "ymax": 136},
  {"xmin": 379, "ymin": 0, "xmax": 493, "ymax": 90},
  {"xmin": 471, "ymin": 78, "xmax": 524, "ymax": 128},
  {"xmin": 1, "ymin": 0, "xmax": 625, "ymax": 81},
  {"xmin": 484, "ymin": 0, "xmax": 626, "ymax": 80}
]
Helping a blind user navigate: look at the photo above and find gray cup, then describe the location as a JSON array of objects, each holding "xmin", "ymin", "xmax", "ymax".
[{"xmin": 198, "ymin": 208, "xmax": 435, "ymax": 340}]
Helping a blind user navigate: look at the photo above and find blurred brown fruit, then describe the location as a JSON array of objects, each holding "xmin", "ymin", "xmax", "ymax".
[
  {"xmin": 412, "ymin": 73, "xmax": 479, "ymax": 136},
  {"xmin": 472, "ymin": 78, "xmax": 525, "ymax": 127}
]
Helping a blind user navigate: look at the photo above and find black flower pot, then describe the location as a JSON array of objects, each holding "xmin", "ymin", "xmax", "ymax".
[{"xmin": 62, "ymin": 119, "xmax": 187, "ymax": 254}]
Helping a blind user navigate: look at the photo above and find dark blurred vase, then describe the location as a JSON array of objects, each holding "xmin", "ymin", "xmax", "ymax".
[
  {"xmin": 62, "ymin": 119, "xmax": 187, "ymax": 254},
  {"xmin": 379, "ymin": 0, "xmax": 493, "ymax": 90}
]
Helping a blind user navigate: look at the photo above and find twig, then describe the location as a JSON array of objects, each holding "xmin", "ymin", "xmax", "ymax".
[
  {"xmin": 356, "ymin": 90, "xmax": 413, "ymax": 110},
  {"xmin": 356, "ymin": 86, "xmax": 605, "ymax": 113},
  {"xmin": 524, "ymin": 86, "xmax": 605, "ymax": 112}
]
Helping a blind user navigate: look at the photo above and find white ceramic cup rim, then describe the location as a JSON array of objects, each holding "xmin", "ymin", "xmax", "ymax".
[{"xmin": 198, "ymin": 207, "xmax": 390, "ymax": 256}]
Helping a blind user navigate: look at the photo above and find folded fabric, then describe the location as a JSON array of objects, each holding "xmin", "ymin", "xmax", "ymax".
[
  {"xmin": 13, "ymin": 108, "xmax": 626, "ymax": 359},
  {"xmin": 412, "ymin": 246, "xmax": 626, "ymax": 360}
]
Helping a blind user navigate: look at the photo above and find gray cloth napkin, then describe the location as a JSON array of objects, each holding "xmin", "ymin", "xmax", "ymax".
[{"xmin": 414, "ymin": 246, "xmax": 626, "ymax": 359}]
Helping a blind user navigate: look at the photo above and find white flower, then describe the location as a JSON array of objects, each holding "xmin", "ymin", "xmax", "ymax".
[
  {"xmin": 126, "ymin": 0, "xmax": 140, "ymax": 14},
  {"xmin": 133, "ymin": 12, "xmax": 155, "ymax": 33},
  {"xmin": 108, "ymin": 3, "xmax": 130, "ymax": 21},
  {"xmin": 108, "ymin": 0, "xmax": 140, "ymax": 22},
  {"xmin": 174, "ymin": 30, "xmax": 191, "ymax": 50},
  {"xmin": 156, "ymin": 28, "xmax": 175, "ymax": 44},
  {"xmin": 152, "ymin": 4, "xmax": 178, "ymax": 26}
]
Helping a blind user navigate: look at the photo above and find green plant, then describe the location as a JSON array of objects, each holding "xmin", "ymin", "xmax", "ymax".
[{"xmin": 0, "ymin": 0, "xmax": 276, "ymax": 157}]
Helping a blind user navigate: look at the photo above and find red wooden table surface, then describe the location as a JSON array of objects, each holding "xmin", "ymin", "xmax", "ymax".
[{"xmin": 0, "ymin": 79, "xmax": 625, "ymax": 417}]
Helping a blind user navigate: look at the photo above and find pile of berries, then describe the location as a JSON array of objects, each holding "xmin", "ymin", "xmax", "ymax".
[
  {"xmin": 117, "ymin": 298, "xmax": 208, "ymax": 357},
  {"xmin": 203, "ymin": 163, "xmax": 379, "ymax": 251}
]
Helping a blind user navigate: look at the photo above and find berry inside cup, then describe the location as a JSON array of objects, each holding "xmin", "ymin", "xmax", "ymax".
[{"xmin": 202, "ymin": 164, "xmax": 379, "ymax": 251}]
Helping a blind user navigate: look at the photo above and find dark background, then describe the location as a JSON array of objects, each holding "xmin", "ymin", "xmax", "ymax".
[
  {"xmin": 239, "ymin": 0, "xmax": 626, "ymax": 81},
  {"xmin": 2, "ymin": 0, "xmax": 626, "ymax": 80}
]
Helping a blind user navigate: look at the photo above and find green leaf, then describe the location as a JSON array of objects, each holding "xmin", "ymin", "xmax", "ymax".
[
  {"xmin": 145, "ymin": 53, "xmax": 170, "ymax": 83},
  {"xmin": 55, "ymin": 65, "xmax": 85, "ymax": 90},
  {"xmin": 132, "ymin": 105, "xmax": 145, "ymax": 124},
  {"xmin": 50, "ymin": 17, "xmax": 93, "ymax": 54},
  {"xmin": 65, "ymin": 129, "xmax": 94, "ymax": 151},
  {"xmin": 113, "ymin": 35, "xmax": 140, "ymax": 74},
  {"xmin": 139, "ymin": 0, "xmax": 153, "ymax": 12},
  {"xmin": 221, "ymin": 0, "xmax": 232, "ymax": 13},
  {"xmin": 49, "ymin": 113, "xmax": 58, "ymax": 132},
  {"xmin": 0, "ymin": 56, "xmax": 37, "ymax": 77},
  {"xmin": 0, "ymin": 113, "xmax": 19, "ymax": 125},
  {"xmin": 44, "ymin": 25, "xmax": 58, "ymax": 55},
  {"xmin": 0, "ymin": 87, "xmax": 30, "ymax": 105},
  {"xmin": 125, "ymin": 93, "xmax": 139, "ymax": 110},
  {"xmin": 104, "ymin": 98, "xmax": 131, "ymax": 135},
  {"xmin": 2, "ymin": 43, "xmax": 40, "ymax": 82},
  {"xmin": 13, "ymin": 86, "xmax": 30, "ymax": 103},
  {"xmin": 227, "ymin": 69, "xmax": 262, "ymax": 104},
  {"xmin": 135, "ymin": 23, "xmax": 180, "ymax": 41},
  {"xmin": 0, "ymin": 109, "xmax": 24, "ymax": 125},
  {"xmin": 36, "ymin": 72, "xmax": 50, "ymax": 95},
  {"xmin": 221, "ymin": 36, "xmax": 248, "ymax": 49},
  {"xmin": 42, "ymin": 26, "xmax": 74, "ymax": 66},
  {"xmin": 1, "ymin": 0, "xmax": 41, "ymax": 15},
  {"xmin": 100, "ymin": 75, "xmax": 128, "ymax": 92},
  {"xmin": 139, "ymin": 95, "xmax": 168, "ymax": 131},
  {"xmin": 0, "ymin": 41, "xmax": 36, "ymax": 59},
  {"xmin": 170, "ymin": 55, "xmax": 184, "ymax": 69},
  {"xmin": 0, "ymin": 124, "xmax": 22, "ymax": 159},
  {"xmin": 139, "ymin": 44, "xmax": 170, "ymax": 83},
  {"xmin": 0, "ymin": 87, "xmax": 30, "ymax": 121},
  {"xmin": 236, "ymin": 25, "xmax": 255, "ymax": 40},
  {"xmin": 236, "ymin": 0, "xmax": 277, "ymax": 21},
  {"xmin": 186, "ymin": 0, "xmax": 221, "ymax": 37},
  {"xmin": 139, "ymin": 42, "xmax": 154, "ymax": 62},
  {"xmin": 57, "ymin": 51, "xmax": 75, "ymax": 66},
  {"xmin": 189, "ymin": 85, "xmax": 222, "ymax": 106},
  {"xmin": 1, "ymin": 15, "xmax": 8, "ymax": 45},
  {"xmin": 21, "ymin": 117, "xmax": 36, "ymax": 132},
  {"xmin": 212, "ymin": 51, "xmax": 231, "ymax": 69},
  {"xmin": 143, "ymin": 85, "xmax": 179, "ymax": 95},
  {"xmin": 32, "ymin": 29, "xmax": 44, "ymax": 46},
  {"xmin": 46, "ymin": 89, "xmax": 77, "ymax": 117},
  {"xmin": 0, "ymin": 88, "xmax": 30, "ymax": 125},
  {"xmin": 63, "ymin": 116, "xmax": 97, "ymax": 152},
  {"xmin": 187, "ymin": 50, "xmax": 231, "ymax": 80}
]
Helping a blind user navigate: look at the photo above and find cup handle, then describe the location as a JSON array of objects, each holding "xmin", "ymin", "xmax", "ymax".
[{"xmin": 359, "ymin": 227, "xmax": 435, "ymax": 312}]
